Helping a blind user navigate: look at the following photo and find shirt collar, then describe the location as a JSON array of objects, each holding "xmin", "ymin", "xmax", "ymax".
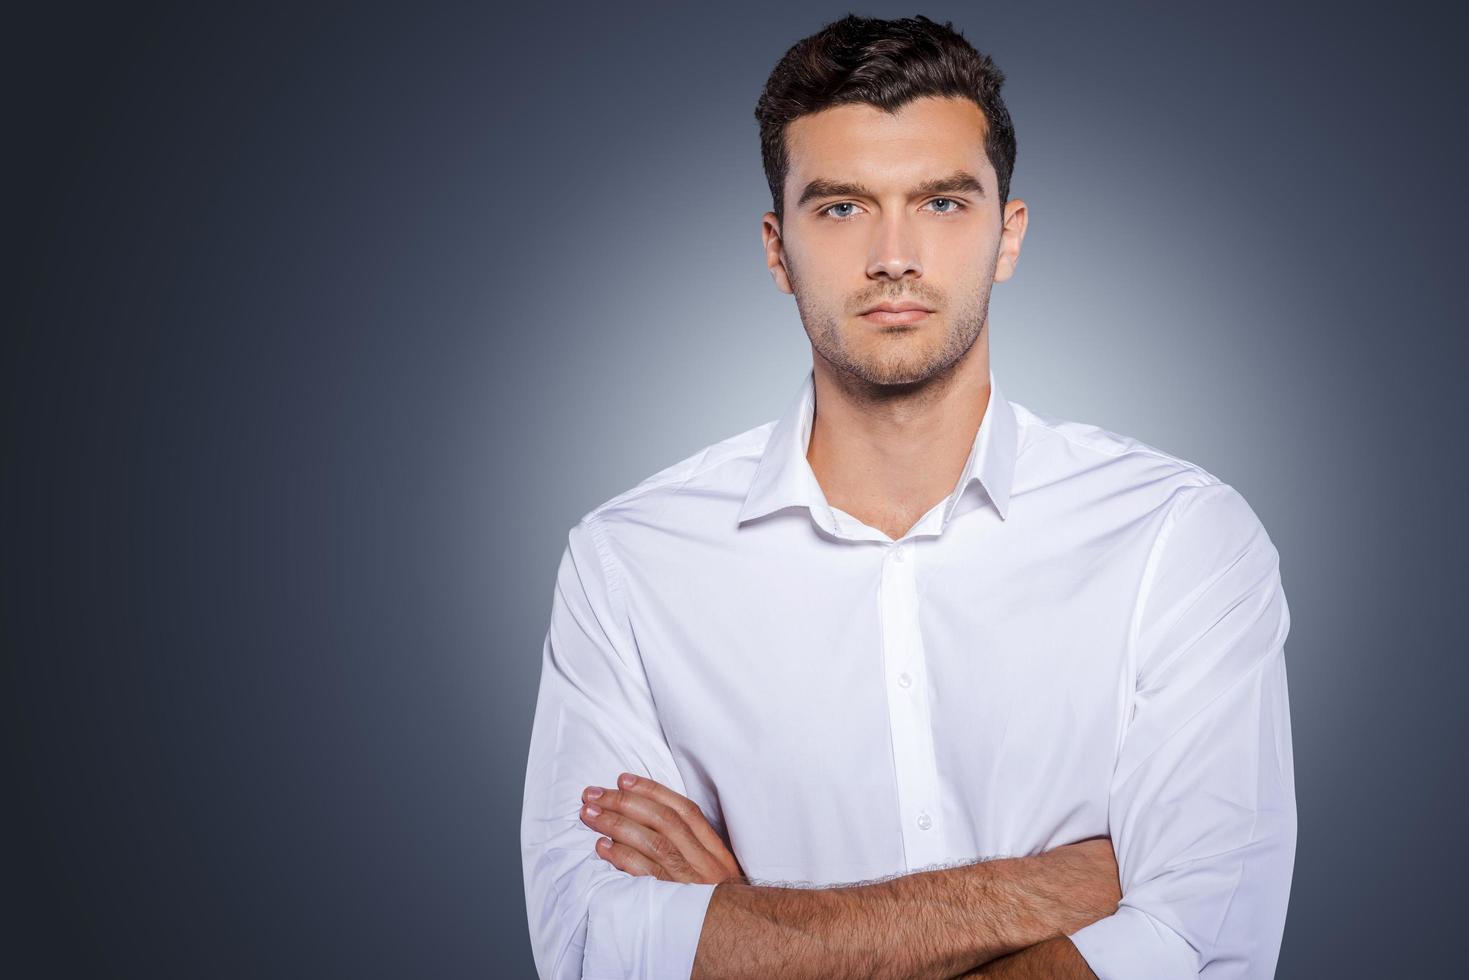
[{"xmin": 736, "ymin": 365, "xmax": 1018, "ymax": 529}]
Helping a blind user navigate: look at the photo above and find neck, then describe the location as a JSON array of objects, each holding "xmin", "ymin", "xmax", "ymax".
[{"xmin": 805, "ymin": 334, "xmax": 991, "ymax": 541}]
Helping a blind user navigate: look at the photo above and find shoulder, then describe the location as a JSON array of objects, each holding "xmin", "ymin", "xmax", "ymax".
[
  {"xmin": 1008, "ymin": 397, "xmax": 1280, "ymax": 554},
  {"xmin": 575, "ymin": 419, "xmax": 775, "ymax": 533},
  {"xmin": 1011, "ymin": 398, "xmax": 1224, "ymax": 494},
  {"xmin": 1014, "ymin": 398, "xmax": 1272, "ymax": 523}
]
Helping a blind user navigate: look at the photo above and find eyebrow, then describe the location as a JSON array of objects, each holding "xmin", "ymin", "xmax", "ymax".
[{"xmin": 795, "ymin": 170, "xmax": 986, "ymax": 209}]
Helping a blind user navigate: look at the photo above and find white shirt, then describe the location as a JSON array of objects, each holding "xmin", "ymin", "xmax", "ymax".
[{"xmin": 521, "ymin": 366, "xmax": 1296, "ymax": 980}]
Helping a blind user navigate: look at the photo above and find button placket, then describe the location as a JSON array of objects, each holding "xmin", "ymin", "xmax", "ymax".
[{"xmin": 880, "ymin": 541, "xmax": 945, "ymax": 869}]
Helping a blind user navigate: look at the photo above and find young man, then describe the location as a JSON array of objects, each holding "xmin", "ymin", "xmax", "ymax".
[{"xmin": 521, "ymin": 14, "xmax": 1296, "ymax": 980}]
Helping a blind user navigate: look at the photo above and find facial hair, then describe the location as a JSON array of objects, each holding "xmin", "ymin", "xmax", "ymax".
[{"xmin": 786, "ymin": 254, "xmax": 993, "ymax": 394}]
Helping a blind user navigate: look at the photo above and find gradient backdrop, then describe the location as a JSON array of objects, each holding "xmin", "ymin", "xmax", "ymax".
[{"xmin": 6, "ymin": 2, "xmax": 1466, "ymax": 977}]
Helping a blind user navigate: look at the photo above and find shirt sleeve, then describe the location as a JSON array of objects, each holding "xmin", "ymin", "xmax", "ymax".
[
  {"xmin": 1067, "ymin": 483, "xmax": 1298, "ymax": 979},
  {"xmin": 520, "ymin": 515, "xmax": 718, "ymax": 980}
]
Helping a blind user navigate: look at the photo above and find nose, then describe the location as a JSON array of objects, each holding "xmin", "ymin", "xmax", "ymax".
[{"xmin": 866, "ymin": 210, "xmax": 923, "ymax": 281}]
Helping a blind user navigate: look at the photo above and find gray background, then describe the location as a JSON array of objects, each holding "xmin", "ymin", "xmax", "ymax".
[{"xmin": 6, "ymin": 2, "xmax": 1466, "ymax": 977}]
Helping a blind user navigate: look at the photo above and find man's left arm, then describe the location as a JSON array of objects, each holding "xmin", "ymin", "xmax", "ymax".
[
  {"xmin": 951, "ymin": 935, "xmax": 1097, "ymax": 978},
  {"xmin": 1063, "ymin": 482, "xmax": 1298, "ymax": 979}
]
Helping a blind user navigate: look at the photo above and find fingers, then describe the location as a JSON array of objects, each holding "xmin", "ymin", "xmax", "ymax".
[
  {"xmin": 593, "ymin": 835, "xmax": 672, "ymax": 881},
  {"xmin": 582, "ymin": 775, "xmax": 742, "ymax": 883},
  {"xmin": 579, "ymin": 789, "xmax": 710, "ymax": 882},
  {"xmin": 614, "ymin": 774, "xmax": 732, "ymax": 862},
  {"xmin": 618, "ymin": 775, "xmax": 743, "ymax": 880}
]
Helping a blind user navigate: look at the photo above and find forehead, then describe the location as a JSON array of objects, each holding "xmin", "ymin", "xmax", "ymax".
[{"xmin": 784, "ymin": 95, "xmax": 992, "ymax": 190}]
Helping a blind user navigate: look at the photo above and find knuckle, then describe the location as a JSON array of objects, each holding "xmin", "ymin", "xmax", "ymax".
[{"xmin": 605, "ymin": 843, "xmax": 639, "ymax": 874}]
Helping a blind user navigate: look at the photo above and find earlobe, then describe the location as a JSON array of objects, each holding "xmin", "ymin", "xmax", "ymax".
[
  {"xmin": 769, "ymin": 256, "xmax": 793, "ymax": 295},
  {"xmin": 763, "ymin": 217, "xmax": 793, "ymax": 295},
  {"xmin": 770, "ymin": 247, "xmax": 793, "ymax": 295},
  {"xmin": 991, "ymin": 199, "xmax": 1027, "ymax": 285}
]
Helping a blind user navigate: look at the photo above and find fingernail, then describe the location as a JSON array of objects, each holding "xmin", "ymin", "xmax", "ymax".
[
  {"xmin": 584, "ymin": 804, "xmax": 601, "ymax": 817},
  {"xmin": 597, "ymin": 837, "xmax": 611, "ymax": 849},
  {"xmin": 619, "ymin": 774, "xmax": 636, "ymax": 788},
  {"xmin": 585, "ymin": 787, "xmax": 603, "ymax": 799}
]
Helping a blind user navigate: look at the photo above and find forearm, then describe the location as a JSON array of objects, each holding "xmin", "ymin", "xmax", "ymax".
[
  {"xmin": 689, "ymin": 854, "xmax": 1090, "ymax": 980},
  {"xmin": 948, "ymin": 935, "xmax": 1098, "ymax": 979}
]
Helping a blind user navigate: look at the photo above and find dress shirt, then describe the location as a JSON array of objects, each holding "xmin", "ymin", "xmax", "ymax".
[{"xmin": 521, "ymin": 365, "xmax": 1296, "ymax": 980}]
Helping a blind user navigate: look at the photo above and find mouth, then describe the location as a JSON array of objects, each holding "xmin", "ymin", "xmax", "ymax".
[{"xmin": 859, "ymin": 304, "xmax": 934, "ymax": 326}]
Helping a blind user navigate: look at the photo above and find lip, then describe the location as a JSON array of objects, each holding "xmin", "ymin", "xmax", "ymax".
[{"xmin": 860, "ymin": 304, "xmax": 933, "ymax": 326}]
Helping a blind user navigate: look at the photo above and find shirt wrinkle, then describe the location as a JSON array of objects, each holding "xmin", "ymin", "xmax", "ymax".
[{"xmin": 522, "ymin": 366, "xmax": 1296, "ymax": 980}]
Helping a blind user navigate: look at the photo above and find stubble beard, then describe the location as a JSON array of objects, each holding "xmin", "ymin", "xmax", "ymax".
[{"xmin": 788, "ymin": 260, "xmax": 993, "ymax": 391}]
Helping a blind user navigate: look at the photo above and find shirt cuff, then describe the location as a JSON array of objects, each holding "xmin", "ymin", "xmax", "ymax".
[
  {"xmin": 582, "ymin": 876, "xmax": 719, "ymax": 980},
  {"xmin": 1067, "ymin": 904, "xmax": 1200, "ymax": 980}
]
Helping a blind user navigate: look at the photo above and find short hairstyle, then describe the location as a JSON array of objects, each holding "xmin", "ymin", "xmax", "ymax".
[{"xmin": 754, "ymin": 13, "xmax": 1017, "ymax": 227}]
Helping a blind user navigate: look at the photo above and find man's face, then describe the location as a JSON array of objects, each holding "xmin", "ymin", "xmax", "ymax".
[{"xmin": 763, "ymin": 95, "xmax": 1026, "ymax": 388}]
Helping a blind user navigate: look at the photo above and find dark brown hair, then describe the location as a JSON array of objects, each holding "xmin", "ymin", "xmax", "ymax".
[{"xmin": 754, "ymin": 13, "xmax": 1017, "ymax": 227}]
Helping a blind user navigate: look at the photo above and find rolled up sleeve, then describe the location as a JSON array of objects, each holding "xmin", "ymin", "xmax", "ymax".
[
  {"xmin": 521, "ymin": 515, "xmax": 717, "ymax": 980},
  {"xmin": 1068, "ymin": 483, "xmax": 1298, "ymax": 979}
]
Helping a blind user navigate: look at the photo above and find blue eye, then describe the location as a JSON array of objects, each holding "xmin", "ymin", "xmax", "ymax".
[{"xmin": 820, "ymin": 198, "xmax": 967, "ymax": 219}]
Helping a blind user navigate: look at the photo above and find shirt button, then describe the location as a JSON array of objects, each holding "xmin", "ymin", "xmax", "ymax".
[
  {"xmin": 893, "ymin": 545, "xmax": 906, "ymax": 562},
  {"xmin": 916, "ymin": 812, "xmax": 933, "ymax": 831},
  {"xmin": 897, "ymin": 672, "xmax": 912, "ymax": 688}
]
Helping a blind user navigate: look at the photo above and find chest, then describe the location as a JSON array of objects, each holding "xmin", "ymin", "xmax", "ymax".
[{"xmin": 619, "ymin": 514, "xmax": 1147, "ymax": 881}]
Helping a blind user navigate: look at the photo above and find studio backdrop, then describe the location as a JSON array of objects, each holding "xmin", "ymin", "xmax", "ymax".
[{"xmin": 6, "ymin": 3, "xmax": 1466, "ymax": 978}]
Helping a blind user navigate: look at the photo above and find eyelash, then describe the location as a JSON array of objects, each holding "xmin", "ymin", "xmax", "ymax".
[{"xmin": 819, "ymin": 198, "xmax": 968, "ymax": 220}]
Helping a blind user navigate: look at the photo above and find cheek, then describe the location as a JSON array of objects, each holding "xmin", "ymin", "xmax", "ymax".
[
  {"xmin": 791, "ymin": 236, "xmax": 863, "ymax": 278},
  {"xmin": 940, "ymin": 237, "xmax": 1000, "ymax": 283},
  {"xmin": 788, "ymin": 250, "xmax": 854, "ymax": 300},
  {"xmin": 938, "ymin": 222, "xmax": 997, "ymax": 255}
]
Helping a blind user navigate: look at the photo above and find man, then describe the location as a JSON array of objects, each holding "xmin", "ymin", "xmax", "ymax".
[{"xmin": 521, "ymin": 13, "xmax": 1296, "ymax": 980}]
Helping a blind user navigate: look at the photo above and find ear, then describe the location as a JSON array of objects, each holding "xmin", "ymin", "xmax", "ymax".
[
  {"xmin": 993, "ymin": 198, "xmax": 1029, "ymax": 284},
  {"xmin": 762, "ymin": 211, "xmax": 793, "ymax": 295}
]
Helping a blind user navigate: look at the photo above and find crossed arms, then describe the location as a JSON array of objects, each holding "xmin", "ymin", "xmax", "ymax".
[
  {"xmin": 575, "ymin": 771, "xmax": 1110, "ymax": 979},
  {"xmin": 693, "ymin": 846, "xmax": 1106, "ymax": 979},
  {"xmin": 523, "ymin": 487, "xmax": 1297, "ymax": 979}
]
